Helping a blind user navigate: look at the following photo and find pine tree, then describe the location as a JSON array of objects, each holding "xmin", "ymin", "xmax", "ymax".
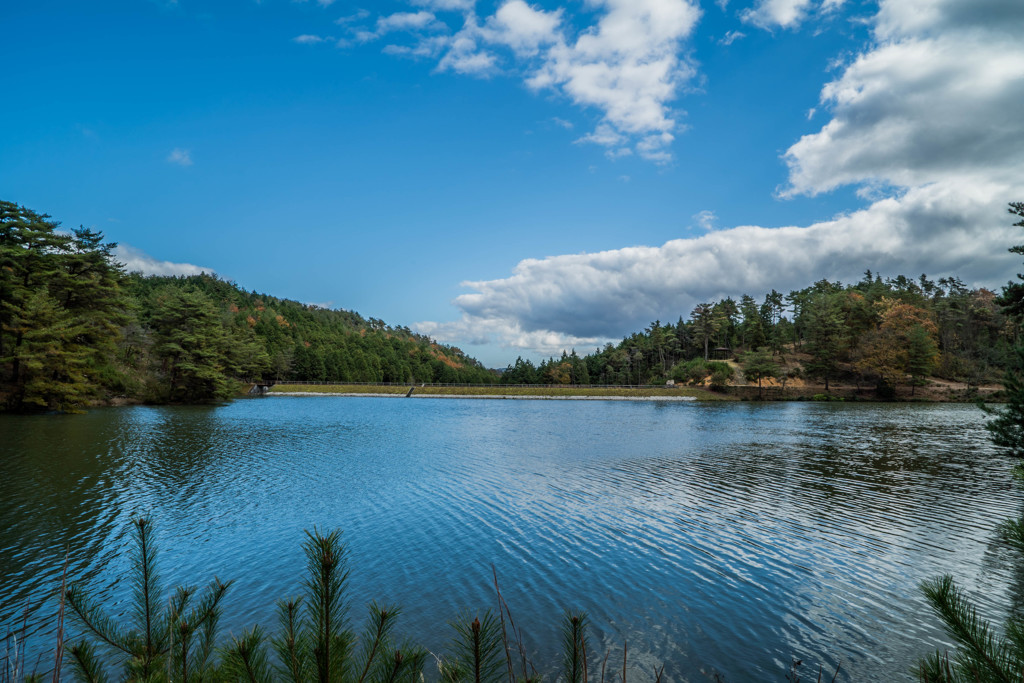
[
  {"xmin": 1, "ymin": 203, "xmax": 127, "ymax": 411},
  {"xmin": 996, "ymin": 202, "xmax": 1024, "ymax": 320},
  {"xmin": 149, "ymin": 287, "xmax": 236, "ymax": 402},
  {"xmin": 916, "ymin": 203, "xmax": 1024, "ymax": 680},
  {"xmin": 690, "ymin": 303, "xmax": 720, "ymax": 361},
  {"xmin": 741, "ymin": 348, "xmax": 779, "ymax": 399},
  {"xmin": 906, "ymin": 323, "xmax": 939, "ymax": 396},
  {"xmin": 2, "ymin": 289, "xmax": 90, "ymax": 412},
  {"xmin": 65, "ymin": 517, "xmax": 232, "ymax": 683},
  {"xmin": 803, "ymin": 293, "xmax": 845, "ymax": 392}
]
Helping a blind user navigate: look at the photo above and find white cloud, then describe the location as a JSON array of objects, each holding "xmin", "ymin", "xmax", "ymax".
[
  {"xmin": 416, "ymin": 0, "xmax": 1024, "ymax": 357},
  {"xmin": 166, "ymin": 148, "xmax": 192, "ymax": 166},
  {"xmin": 525, "ymin": 0, "xmax": 700, "ymax": 163},
  {"xmin": 718, "ymin": 29, "xmax": 746, "ymax": 45},
  {"xmin": 293, "ymin": 34, "xmax": 327, "ymax": 44},
  {"xmin": 782, "ymin": 2, "xmax": 1024, "ymax": 197},
  {"xmin": 382, "ymin": 35, "xmax": 450, "ymax": 58},
  {"xmin": 740, "ymin": 0, "xmax": 846, "ymax": 30},
  {"xmin": 576, "ymin": 123, "xmax": 626, "ymax": 148},
  {"xmin": 410, "ymin": 0, "xmax": 475, "ymax": 10},
  {"xmin": 874, "ymin": 0, "xmax": 1024, "ymax": 40},
  {"xmin": 692, "ymin": 210, "xmax": 717, "ymax": 231},
  {"xmin": 364, "ymin": 0, "xmax": 700, "ymax": 161},
  {"xmin": 416, "ymin": 181, "xmax": 1019, "ymax": 354},
  {"xmin": 484, "ymin": 0, "xmax": 562, "ymax": 56},
  {"xmin": 377, "ymin": 11, "xmax": 441, "ymax": 33},
  {"xmin": 551, "ymin": 116, "xmax": 574, "ymax": 130},
  {"xmin": 114, "ymin": 244, "xmax": 214, "ymax": 277},
  {"xmin": 335, "ymin": 10, "xmax": 369, "ymax": 24},
  {"xmin": 345, "ymin": 10, "xmax": 443, "ymax": 45},
  {"xmin": 741, "ymin": 0, "xmax": 813, "ymax": 29},
  {"xmin": 437, "ymin": 23, "xmax": 499, "ymax": 75}
]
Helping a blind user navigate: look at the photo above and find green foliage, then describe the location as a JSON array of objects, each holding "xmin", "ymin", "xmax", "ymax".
[
  {"xmin": 0, "ymin": 199, "xmax": 502, "ymax": 410},
  {"xmin": 124, "ymin": 273, "xmax": 495, "ymax": 387},
  {"xmin": 65, "ymin": 516, "xmax": 232, "ymax": 683},
  {"xmin": 669, "ymin": 358, "xmax": 732, "ymax": 389},
  {"xmin": 0, "ymin": 202, "xmax": 128, "ymax": 412},
  {"xmin": 690, "ymin": 303, "xmax": 721, "ymax": 361},
  {"xmin": 302, "ymin": 529, "xmax": 353, "ymax": 682},
  {"xmin": 915, "ymin": 576, "xmax": 1024, "ymax": 682},
  {"xmin": 6, "ymin": 196, "xmax": 1017, "ymax": 404},
  {"xmin": 148, "ymin": 287, "xmax": 238, "ymax": 403},
  {"xmin": 907, "ymin": 324, "xmax": 939, "ymax": 395},
  {"xmin": 802, "ymin": 293, "xmax": 846, "ymax": 391},
  {"xmin": 560, "ymin": 612, "xmax": 588, "ymax": 683},
  {"xmin": 916, "ymin": 202, "xmax": 1024, "ymax": 681},
  {"xmin": 996, "ymin": 202, "xmax": 1024, "ymax": 322},
  {"xmin": 222, "ymin": 627, "xmax": 274, "ymax": 683},
  {"xmin": 60, "ymin": 519, "xmax": 605, "ymax": 683},
  {"xmin": 983, "ymin": 345, "xmax": 1024, "ymax": 462},
  {"xmin": 741, "ymin": 348, "xmax": 779, "ymax": 398},
  {"xmin": 439, "ymin": 613, "xmax": 504, "ymax": 683},
  {"xmin": 504, "ymin": 261, "xmax": 1008, "ymax": 392}
]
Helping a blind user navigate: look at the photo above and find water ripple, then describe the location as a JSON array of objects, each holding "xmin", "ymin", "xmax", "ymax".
[{"xmin": 0, "ymin": 400, "xmax": 1017, "ymax": 682}]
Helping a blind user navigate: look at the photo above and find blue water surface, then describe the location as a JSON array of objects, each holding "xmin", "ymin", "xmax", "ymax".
[{"xmin": 1, "ymin": 397, "xmax": 1019, "ymax": 681}]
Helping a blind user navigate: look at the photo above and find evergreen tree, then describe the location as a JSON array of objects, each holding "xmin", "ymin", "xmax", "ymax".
[
  {"xmin": 906, "ymin": 323, "xmax": 939, "ymax": 396},
  {"xmin": 2, "ymin": 289, "xmax": 91, "ymax": 411},
  {"xmin": 916, "ymin": 202, "xmax": 1024, "ymax": 681},
  {"xmin": 996, "ymin": 202, "xmax": 1024, "ymax": 320},
  {"xmin": 738, "ymin": 294, "xmax": 765, "ymax": 351},
  {"xmin": 803, "ymin": 293, "xmax": 846, "ymax": 392},
  {"xmin": 0, "ymin": 203, "xmax": 126, "ymax": 411},
  {"xmin": 741, "ymin": 348, "xmax": 779, "ymax": 399},
  {"xmin": 149, "ymin": 288, "xmax": 236, "ymax": 402},
  {"xmin": 690, "ymin": 303, "xmax": 719, "ymax": 361}
]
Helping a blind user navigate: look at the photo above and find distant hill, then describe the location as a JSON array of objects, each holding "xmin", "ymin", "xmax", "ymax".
[
  {"xmin": 0, "ymin": 199, "xmax": 494, "ymax": 412},
  {"xmin": 124, "ymin": 273, "xmax": 496, "ymax": 386}
]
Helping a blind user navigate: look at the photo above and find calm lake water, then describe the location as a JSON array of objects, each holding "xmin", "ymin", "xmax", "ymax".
[{"xmin": 1, "ymin": 397, "xmax": 1021, "ymax": 681}]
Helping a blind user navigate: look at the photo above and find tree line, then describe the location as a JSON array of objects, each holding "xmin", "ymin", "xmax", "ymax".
[
  {"xmin": 0, "ymin": 201, "xmax": 494, "ymax": 412},
  {"xmin": 503, "ymin": 261, "xmax": 1015, "ymax": 396}
]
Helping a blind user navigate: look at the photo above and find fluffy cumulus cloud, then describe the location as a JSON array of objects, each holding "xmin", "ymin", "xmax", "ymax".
[
  {"xmin": 783, "ymin": 3, "xmax": 1024, "ymax": 196},
  {"xmin": 526, "ymin": 0, "xmax": 700, "ymax": 162},
  {"xmin": 114, "ymin": 244, "xmax": 214, "ymax": 277},
  {"xmin": 348, "ymin": 0, "xmax": 700, "ymax": 161},
  {"xmin": 416, "ymin": 0, "xmax": 1024, "ymax": 356}
]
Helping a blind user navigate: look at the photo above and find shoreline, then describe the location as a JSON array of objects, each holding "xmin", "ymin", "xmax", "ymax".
[{"xmin": 269, "ymin": 391, "xmax": 700, "ymax": 401}]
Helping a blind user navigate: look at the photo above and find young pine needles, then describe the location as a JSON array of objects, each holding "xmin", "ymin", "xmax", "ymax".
[
  {"xmin": 56, "ymin": 518, "xmax": 648, "ymax": 683},
  {"xmin": 916, "ymin": 575, "xmax": 1024, "ymax": 683}
]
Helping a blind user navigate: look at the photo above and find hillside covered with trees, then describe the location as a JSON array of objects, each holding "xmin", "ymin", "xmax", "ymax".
[{"xmin": 0, "ymin": 201, "xmax": 494, "ymax": 412}]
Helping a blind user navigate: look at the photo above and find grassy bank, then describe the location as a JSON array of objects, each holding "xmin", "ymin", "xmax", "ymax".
[{"xmin": 268, "ymin": 383, "xmax": 732, "ymax": 400}]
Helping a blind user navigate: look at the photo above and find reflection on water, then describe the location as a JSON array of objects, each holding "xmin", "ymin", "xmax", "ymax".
[{"xmin": 0, "ymin": 399, "xmax": 1019, "ymax": 681}]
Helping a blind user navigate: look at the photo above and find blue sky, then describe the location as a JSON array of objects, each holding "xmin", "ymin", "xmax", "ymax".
[{"xmin": 3, "ymin": 0, "xmax": 1023, "ymax": 367}]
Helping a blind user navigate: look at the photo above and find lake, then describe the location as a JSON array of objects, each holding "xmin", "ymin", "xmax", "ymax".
[{"xmin": 1, "ymin": 397, "xmax": 1020, "ymax": 681}]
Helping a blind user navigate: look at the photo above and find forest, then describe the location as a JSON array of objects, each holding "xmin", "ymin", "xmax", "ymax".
[
  {"xmin": 503, "ymin": 264, "xmax": 1017, "ymax": 396},
  {"xmin": 0, "ymin": 201, "xmax": 494, "ymax": 412}
]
